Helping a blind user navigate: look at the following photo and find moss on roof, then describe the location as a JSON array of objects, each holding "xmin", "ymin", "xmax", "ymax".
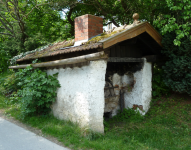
[
  {"xmin": 10, "ymin": 39, "xmax": 75, "ymax": 64},
  {"xmin": 83, "ymin": 30, "xmax": 124, "ymax": 45},
  {"xmin": 11, "ymin": 24, "xmax": 133, "ymax": 63}
]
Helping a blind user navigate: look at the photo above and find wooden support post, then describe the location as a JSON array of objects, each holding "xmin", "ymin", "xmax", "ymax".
[{"xmin": 120, "ymin": 90, "xmax": 125, "ymax": 112}]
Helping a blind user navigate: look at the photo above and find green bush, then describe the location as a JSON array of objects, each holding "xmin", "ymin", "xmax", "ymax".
[
  {"xmin": 0, "ymin": 49, "xmax": 10, "ymax": 72},
  {"xmin": 162, "ymin": 32, "xmax": 191, "ymax": 95},
  {"xmin": 152, "ymin": 65, "xmax": 171, "ymax": 97},
  {"xmin": 0, "ymin": 71, "xmax": 17, "ymax": 96},
  {"xmin": 14, "ymin": 65, "xmax": 60, "ymax": 118}
]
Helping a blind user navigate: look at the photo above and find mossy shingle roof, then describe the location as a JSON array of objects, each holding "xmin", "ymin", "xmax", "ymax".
[{"xmin": 15, "ymin": 22, "xmax": 162, "ymax": 62}]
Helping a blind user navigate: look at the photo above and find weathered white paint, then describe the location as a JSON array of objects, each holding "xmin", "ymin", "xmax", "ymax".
[
  {"xmin": 47, "ymin": 60, "xmax": 107, "ymax": 133},
  {"xmin": 122, "ymin": 73, "xmax": 134, "ymax": 87},
  {"xmin": 123, "ymin": 59, "xmax": 152, "ymax": 114}
]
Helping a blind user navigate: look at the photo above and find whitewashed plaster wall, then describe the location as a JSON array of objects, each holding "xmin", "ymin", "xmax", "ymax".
[
  {"xmin": 47, "ymin": 60, "xmax": 107, "ymax": 133},
  {"xmin": 123, "ymin": 59, "xmax": 152, "ymax": 114}
]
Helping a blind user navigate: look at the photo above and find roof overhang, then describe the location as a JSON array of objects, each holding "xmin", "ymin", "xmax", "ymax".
[
  {"xmin": 99, "ymin": 22, "xmax": 162, "ymax": 49},
  {"xmin": 9, "ymin": 51, "xmax": 108, "ymax": 69}
]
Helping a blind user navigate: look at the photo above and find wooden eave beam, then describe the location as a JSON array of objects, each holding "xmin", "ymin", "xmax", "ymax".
[
  {"xmin": 143, "ymin": 55, "xmax": 166, "ymax": 62},
  {"xmin": 9, "ymin": 51, "xmax": 108, "ymax": 69},
  {"xmin": 108, "ymin": 57, "xmax": 144, "ymax": 63},
  {"xmin": 100, "ymin": 22, "xmax": 162, "ymax": 49}
]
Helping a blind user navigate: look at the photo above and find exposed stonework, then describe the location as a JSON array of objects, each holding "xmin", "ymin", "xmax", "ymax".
[
  {"xmin": 104, "ymin": 59, "xmax": 152, "ymax": 116},
  {"xmin": 104, "ymin": 74, "xmax": 121, "ymax": 117}
]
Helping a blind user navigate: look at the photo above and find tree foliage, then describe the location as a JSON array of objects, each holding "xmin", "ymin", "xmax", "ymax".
[
  {"xmin": 154, "ymin": 0, "xmax": 191, "ymax": 46},
  {"xmin": 162, "ymin": 32, "xmax": 191, "ymax": 95},
  {"xmin": 0, "ymin": 0, "xmax": 47, "ymax": 47},
  {"xmin": 0, "ymin": 0, "xmax": 72, "ymax": 72},
  {"xmin": 0, "ymin": 0, "xmax": 71, "ymax": 52},
  {"xmin": 0, "ymin": 43, "xmax": 9, "ymax": 72},
  {"xmin": 54, "ymin": 0, "xmax": 190, "ymax": 46},
  {"xmin": 152, "ymin": 66, "xmax": 171, "ymax": 97},
  {"xmin": 52, "ymin": 0, "xmax": 168, "ymax": 27}
]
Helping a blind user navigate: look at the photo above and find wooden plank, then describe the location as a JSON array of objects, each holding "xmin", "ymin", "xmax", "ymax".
[
  {"xmin": 146, "ymin": 25, "xmax": 162, "ymax": 46},
  {"xmin": 143, "ymin": 55, "xmax": 165, "ymax": 62},
  {"xmin": 103, "ymin": 25, "xmax": 146, "ymax": 49},
  {"xmin": 120, "ymin": 90, "xmax": 125, "ymax": 112},
  {"xmin": 100, "ymin": 22, "xmax": 162, "ymax": 49},
  {"xmin": 47, "ymin": 61, "xmax": 90, "ymax": 69},
  {"xmin": 9, "ymin": 51, "xmax": 108, "ymax": 69},
  {"xmin": 143, "ymin": 55, "xmax": 157, "ymax": 62},
  {"xmin": 108, "ymin": 57, "xmax": 144, "ymax": 62}
]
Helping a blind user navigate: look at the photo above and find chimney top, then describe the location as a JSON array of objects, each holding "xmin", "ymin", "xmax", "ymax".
[{"xmin": 74, "ymin": 14, "xmax": 103, "ymax": 46}]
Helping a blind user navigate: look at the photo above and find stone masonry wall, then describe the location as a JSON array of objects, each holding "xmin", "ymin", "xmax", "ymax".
[{"xmin": 104, "ymin": 59, "xmax": 152, "ymax": 116}]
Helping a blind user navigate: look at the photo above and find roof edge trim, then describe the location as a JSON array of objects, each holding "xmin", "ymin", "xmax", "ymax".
[
  {"xmin": 9, "ymin": 51, "xmax": 108, "ymax": 69},
  {"xmin": 99, "ymin": 22, "xmax": 162, "ymax": 49}
]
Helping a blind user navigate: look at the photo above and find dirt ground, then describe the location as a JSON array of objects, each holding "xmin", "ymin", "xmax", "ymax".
[
  {"xmin": 154, "ymin": 92, "xmax": 191, "ymax": 105},
  {"xmin": 169, "ymin": 92, "xmax": 191, "ymax": 104}
]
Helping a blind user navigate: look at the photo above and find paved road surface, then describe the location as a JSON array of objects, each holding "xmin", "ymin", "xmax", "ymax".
[{"xmin": 0, "ymin": 117, "xmax": 70, "ymax": 150}]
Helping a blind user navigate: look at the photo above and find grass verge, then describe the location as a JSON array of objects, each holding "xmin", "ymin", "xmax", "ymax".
[{"xmin": 1, "ymin": 95, "xmax": 191, "ymax": 150}]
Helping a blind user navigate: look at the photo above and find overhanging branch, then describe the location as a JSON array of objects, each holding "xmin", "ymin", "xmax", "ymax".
[{"xmin": 0, "ymin": 32, "xmax": 15, "ymax": 37}]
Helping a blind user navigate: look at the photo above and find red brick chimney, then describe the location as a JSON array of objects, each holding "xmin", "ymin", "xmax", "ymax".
[{"xmin": 74, "ymin": 14, "xmax": 103, "ymax": 43}]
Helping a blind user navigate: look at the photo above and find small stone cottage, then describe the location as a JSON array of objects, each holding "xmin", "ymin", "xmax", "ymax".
[{"xmin": 10, "ymin": 13, "xmax": 162, "ymax": 133}]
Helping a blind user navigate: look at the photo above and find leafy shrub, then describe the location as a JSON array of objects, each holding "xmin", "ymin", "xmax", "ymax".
[
  {"xmin": 0, "ymin": 71, "xmax": 17, "ymax": 96},
  {"xmin": 14, "ymin": 65, "xmax": 60, "ymax": 118},
  {"xmin": 152, "ymin": 65, "xmax": 171, "ymax": 97},
  {"xmin": 162, "ymin": 32, "xmax": 191, "ymax": 95},
  {"xmin": 0, "ymin": 49, "xmax": 10, "ymax": 72}
]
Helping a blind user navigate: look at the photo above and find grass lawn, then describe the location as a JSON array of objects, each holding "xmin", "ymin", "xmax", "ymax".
[
  {"xmin": 0, "ymin": 71, "xmax": 191, "ymax": 150},
  {"xmin": 1, "ymin": 94, "xmax": 191, "ymax": 150}
]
